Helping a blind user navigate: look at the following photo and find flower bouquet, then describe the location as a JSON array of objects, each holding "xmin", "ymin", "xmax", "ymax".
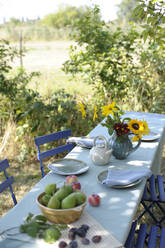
[{"xmin": 78, "ymin": 101, "xmax": 150, "ymax": 159}]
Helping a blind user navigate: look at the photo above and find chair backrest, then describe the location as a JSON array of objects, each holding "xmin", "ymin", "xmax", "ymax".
[
  {"xmin": 0, "ymin": 159, "xmax": 17, "ymax": 205},
  {"xmin": 34, "ymin": 129, "xmax": 75, "ymax": 177}
]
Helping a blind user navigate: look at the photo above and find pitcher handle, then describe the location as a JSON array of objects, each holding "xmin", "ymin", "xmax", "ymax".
[{"xmin": 130, "ymin": 137, "xmax": 141, "ymax": 154}]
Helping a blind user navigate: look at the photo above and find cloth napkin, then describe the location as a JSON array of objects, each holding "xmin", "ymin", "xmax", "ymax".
[
  {"xmin": 102, "ymin": 167, "xmax": 152, "ymax": 187},
  {"xmin": 67, "ymin": 137, "xmax": 105, "ymax": 148}
]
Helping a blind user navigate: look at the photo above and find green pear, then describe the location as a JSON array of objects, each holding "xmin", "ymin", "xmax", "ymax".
[
  {"xmin": 45, "ymin": 184, "xmax": 57, "ymax": 195},
  {"xmin": 41, "ymin": 194, "xmax": 52, "ymax": 206},
  {"xmin": 48, "ymin": 195, "xmax": 60, "ymax": 209},
  {"xmin": 53, "ymin": 187, "xmax": 70, "ymax": 201},
  {"xmin": 61, "ymin": 192, "xmax": 77, "ymax": 209},
  {"xmin": 61, "ymin": 184, "xmax": 73, "ymax": 195},
  {"xmin": 74, "ymin": 192, "xmax": 86, "ymax": 205}
]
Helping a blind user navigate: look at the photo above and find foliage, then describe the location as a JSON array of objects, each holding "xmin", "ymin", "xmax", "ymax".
[
  {"xmin": 63, "ymin": 5, "xmax": 165, "ymax": 114},
  {"xmin": 0, "ymin": 40, "xmax": 97, "ymax": 160},
  {"xmin": 117, "ymin": 0, "xmax": 139, "ymax": 22},
  {"xmin": 132, "ymin": 0, "xmax": 165, "ymax": 43},
  {"xmin": 40, "ymin": 4, "xmax": 91, "ymax": 28},
  {"xmin": 19, "ymin": 213, "xmax": 65, "ymax": 242}
]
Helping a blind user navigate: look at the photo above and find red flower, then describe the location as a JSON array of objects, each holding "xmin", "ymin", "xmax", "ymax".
[{"xmin": 113, "ymin": 122, "xmax": 130, "ymax": 136}]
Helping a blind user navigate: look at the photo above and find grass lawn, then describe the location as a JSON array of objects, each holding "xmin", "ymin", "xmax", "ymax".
[{"xmin": 13, "ymin": 41, "xmax": 93, "ymax": 98}]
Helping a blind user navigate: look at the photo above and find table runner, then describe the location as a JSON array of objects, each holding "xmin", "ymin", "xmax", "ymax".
[{"xmin": 0, "ymin": 211, "xmax": 123, "ymax": 248}]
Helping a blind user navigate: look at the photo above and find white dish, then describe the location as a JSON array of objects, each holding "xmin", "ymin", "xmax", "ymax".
[
  {"xmin": 97, "ymin": 170, "xmax": 142, "ymax": 189},
  {"xmin": 141, "ymin": 131, "xmax": 160, "ymax": 141},
  {"xmin": 48, "ymin": 158, "xmax": 89, "ymax": 175}
]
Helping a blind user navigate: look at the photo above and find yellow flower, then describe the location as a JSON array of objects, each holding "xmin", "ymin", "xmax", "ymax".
[
  {"xmin": 101, "ymin": 102, "xmax": 118, "ymax": 117},
  {"xmin": 132, "ymin": 134, "xmax": 142, "ymax": 142},
  {"xmin": 128, "ymin": 119, "xmax": 142, "ymax": 135},
  {"xmin": 140, "ymin": 120, "xmax": 150, "ymax": 136},
  {"xmin": 77, "ymin": 102, "xmax": 86, "ymax": 118},
  {"xmin": 93, "ymin": 105, "xmax": 98, "ymax": 121}
]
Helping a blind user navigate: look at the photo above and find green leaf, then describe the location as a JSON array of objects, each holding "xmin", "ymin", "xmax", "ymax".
[
  {"xmin": 33, "ymin": 215, "xmax": 47, "ymax": 224},
  {"xmin": 25, "ymin": 213, "xmax": 34, "ymax": 223}
]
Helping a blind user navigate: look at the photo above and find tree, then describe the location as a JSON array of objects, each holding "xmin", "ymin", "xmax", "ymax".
[
  {"xmin": 132, "ymin": 0, "xmax": 165, "ymax": 43},
  {"xmin": 117, "ymin": 0, "xmax": 139, "ymax": 22},
  {"xmin": 63, "ymin": 6, "xmax": 141, "ymax": 101},
  {"xmin": 63, "ymin": 5, "xmax": 165, "ymax": 113},
  {"xmin": 40, "ymin": 4, "xmax": 91, "ymax": 28}
]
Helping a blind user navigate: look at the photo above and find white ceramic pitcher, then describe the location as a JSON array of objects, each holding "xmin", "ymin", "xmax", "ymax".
[{"xmin": 90, "ymin": 135, "xmax": 112, "ymax": 165}]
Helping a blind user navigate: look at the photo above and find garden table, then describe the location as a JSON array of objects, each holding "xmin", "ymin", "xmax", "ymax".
[{"xmin": 0, "ymin": 111, "xmax": 165, "ymax": 248}]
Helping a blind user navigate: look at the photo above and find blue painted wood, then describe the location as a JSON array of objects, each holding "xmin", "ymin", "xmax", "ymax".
[
  {"xmin": 0, "ymin": 159, "xmax": 17, "ymax": 206},
  {"xmin": 136, "ymin": 224, "xmax": 147, "ymax": 248},
  {"xmin": 125, "ymin": 221, "xmax": 163, "ymax": 248},
  {"xmin": 148, "ymin": 226, "xmax": 158, "ymax": 248},
  {"xmin": 0, "ymin": 177, "xmax": 14, "ymax": 193},
  {"xmin": 160, "ymin": 228, "xmax": 165, "ymax": 248},
  {"xmin": 157, "ymin": 175, "xmax": 165, "ymax": 202},
  {"xmin": 124, "ymin": 220, "xmax": 137, "ymax": 248},
  {"xmin": 35, "ymin": 129, "xmax": 75, "ymax": 177},
  {"xmin": 35, "ymin": 129, "xmax": 72, "ymax": 146},
  {"xmin": 139, "ymin": 174, "xmax": 165, "ymax": 226},
  {"xmin": 149, "ymin": 175, "xmax": 158, "ymax": 201}
]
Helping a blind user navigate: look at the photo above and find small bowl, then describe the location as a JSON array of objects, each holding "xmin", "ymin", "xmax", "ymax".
[{"xmin": 36, "ymin": 192, "xmax": 87, "ymax": 224}]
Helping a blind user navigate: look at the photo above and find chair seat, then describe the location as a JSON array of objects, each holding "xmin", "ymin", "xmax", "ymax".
[{"xmin": 125, "ymin": 219, "xmax": 165, "ymax": 248}]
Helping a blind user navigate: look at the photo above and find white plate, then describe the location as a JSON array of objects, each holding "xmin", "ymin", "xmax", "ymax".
[
  {"xmin": 48, "ymin": 158, "xmax": 89, "ymax": 175},
  {"xmin": 141, "ymin": 131, "xmax": 160, "ymax": 141},
  {"xmin": 97, "ymin": 170, "xmax": 142, "ymax": 189}
]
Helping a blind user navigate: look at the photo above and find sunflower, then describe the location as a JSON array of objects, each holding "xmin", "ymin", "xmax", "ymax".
[
  {"xmin": 101, "ymin": 102, "xmax": 118, "ymax": 117},
  {"xmin": 128, "ymin": 119, "xmax": 142, "ymax": 135},
  {"xmin": 93, "ymin": 105, "xmax": 98, "ymax": 121},
  {"xmin": 140, "ymin": 120, "xmax": 150, "ymax": 136},
  {"xmin": 132, "ymin": 134, "xmax": 142, "ymax": 142},
  {"xmin": 77, "ymin": 102, "xmax": 86, "ymax": 118}
]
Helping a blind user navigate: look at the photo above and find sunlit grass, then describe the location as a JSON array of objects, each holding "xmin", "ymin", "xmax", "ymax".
[{"xmin": 29, "ymin": 69, "xmax": 93, "ymax": 99}]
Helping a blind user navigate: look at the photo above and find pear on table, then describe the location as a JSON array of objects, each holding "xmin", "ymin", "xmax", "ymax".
[
  {"xmin": 48, "ymin": 195, "xmax": 61, "ymax": 209},
  {"xmin": 44, "ymin": 183, "xmax": 57, "ymax": 195},
  {"xmin": 41, "ymin": 180, "xmax": 86, "ymax": 210}
]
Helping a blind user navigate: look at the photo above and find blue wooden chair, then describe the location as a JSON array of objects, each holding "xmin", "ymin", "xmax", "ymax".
[
  {"xmin": 34, "ymin": 129, "xmax": 75, "ymax": 177},
  {"xmin": 125, "ymin": 218, "xmax": 165, "ymax": 248},
  {"xmin": 0, "ymin": 159, "xmax": 17, "ymax": 206},
  {"xmin": 138, "ymin": 174, "xmax": 165, "ymax": 227}
]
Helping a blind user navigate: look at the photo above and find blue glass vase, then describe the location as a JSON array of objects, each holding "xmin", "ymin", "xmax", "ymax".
[{"xmin": 110, "ymin": 131, "xmax": 141, "ymax": 160}]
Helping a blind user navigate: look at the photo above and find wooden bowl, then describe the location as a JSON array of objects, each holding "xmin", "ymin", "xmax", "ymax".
[{"xmin": 36, "ymin": 192, "xmax": 87, "ymax": 224}]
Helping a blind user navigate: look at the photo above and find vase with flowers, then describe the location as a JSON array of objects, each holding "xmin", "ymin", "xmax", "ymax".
[{"xmin": 78, "ymin": 101, "xmax": 150, "ymax": 160}]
